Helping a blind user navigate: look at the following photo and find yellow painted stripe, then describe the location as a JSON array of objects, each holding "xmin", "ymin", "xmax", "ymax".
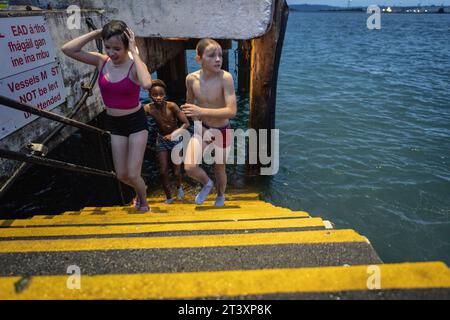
[
  {"xmin": 30, "ymin": 209, "xmax": 294, "ymax": 220},
  {"xmin": 1, "ymin": 212, "xmax": 310, "ymax": 228},
  {"xmin": 147, "ymin": 192, "xmax": 260, "ymax": 200},
  {"xmin": 78, "ymin": 202, "xmax": 282, "ymax": 213},
  {"xmin": 148, "ymin": 195, "xmax": 261, "ymax": 203},
  {"xmin": 0, "ymin": 229, "xmax": 365, "ymax": 253},
  {"xmin": 30, "ymin": 207, "xmax": 298, "ymax": 219},
  {"xmin": 0, "ymin": 218, "xmax": 325, "ymax": 238},
  {"xmin": 82, "ymin": 199, "xmax": 275, "ymax": 207},
  {"xmin": 24, "ymin": 202, "xmax": 287, "ymax": 217},
  {"xmin": 75, "ymin": 209, "xmax": 292, "ymax": 216},
  {"xmin": 31, "ymin": 208, "xmax": 293, "ymax": 218},
  {"xmin": 0, "ymin": 262, "xmax": 448, "ymax": 299}
]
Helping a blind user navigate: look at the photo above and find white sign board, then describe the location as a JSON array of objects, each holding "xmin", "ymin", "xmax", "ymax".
[{"xmin": 0, "ymin": 16, "xmax": 66, "ymax": 140}]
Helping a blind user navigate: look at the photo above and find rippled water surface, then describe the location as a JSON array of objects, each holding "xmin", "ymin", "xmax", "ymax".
[{"xmin": 263, "ymin": 12, "xmax": 450, "ymax": 264}]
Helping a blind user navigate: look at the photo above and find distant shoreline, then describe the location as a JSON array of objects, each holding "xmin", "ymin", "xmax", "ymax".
[
  {"xmin": 289, "ymin": 4, "xmax": 450, "ymax": 14},
  {"xmin": 290, "ymin": 9, "xmax": 450, "ymax": 14}
]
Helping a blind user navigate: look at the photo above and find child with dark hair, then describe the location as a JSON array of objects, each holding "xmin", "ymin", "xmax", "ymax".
[
  {"xmin": 144, "ymin": 79, "xmax": 190, "ymax": 204},
  {"xmin": 62, "ymin": 20, "xmax": 153, "ymax": 211},
  {"xmin": 101, "ymin": 20, "xmax": 130, "ymax": 49}
]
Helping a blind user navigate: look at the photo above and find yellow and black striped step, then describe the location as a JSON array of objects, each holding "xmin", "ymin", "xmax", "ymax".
[
  {"xmin": 0, "ymin": 211, "xmax": 309, "ymax": 228},
  {"xmin": 1, "ymin": 262, "xmax": 448, "ymax": 300},
  {"xmin": 0, "ymin": 193, "xmax": 448, "ymax": 299},
  {"xmin": 0, "ymin": 242, "xmax": 383, "ymax": 277},
  {"xmin": 30, "ymin": 205, "xmax": 294, "ymax": 218},
  {"xmin": 0, "ymin": 229, "xmax": 367, "ymax": 253},
  {"xmin": 0, "ymin": 217, "xmax": 326, "ymax": 239}
]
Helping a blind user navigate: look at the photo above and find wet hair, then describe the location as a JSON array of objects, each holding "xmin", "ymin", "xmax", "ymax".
[
  {"xmin": 101, "ymin": 20, "xmax": 129, "ymax": 49},
  {"xmin": 150, "ymin": 79, "xmax": 167, "ymax": 91},
  {"xmin": 196, "ymin": 38, "xmax": 221, "ymax": 57}
]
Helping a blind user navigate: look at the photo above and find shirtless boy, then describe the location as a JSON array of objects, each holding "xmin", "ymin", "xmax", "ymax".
[
  {"xmin": 181, "ymin": 39, "xmax": 237, "ymax": 206},
  {"xmin": 144, "ymin": 79, "xmax": 190, "ymax": 204}
]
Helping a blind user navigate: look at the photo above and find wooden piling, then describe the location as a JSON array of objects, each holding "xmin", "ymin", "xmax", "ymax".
[
  {"xmin": 237, "ymin": 40, "xmax": 252, "ymax": 94},
  {"xmin": 156, "ymin": 49, "xmax": 188, "ymax": 98},
  {"xmin": 222, "ymin": 49, "xmax": 230, "ymax": 72},
  {"xmin": 247, "ymin": 0, "xmax": 289, "ymax": 176}
]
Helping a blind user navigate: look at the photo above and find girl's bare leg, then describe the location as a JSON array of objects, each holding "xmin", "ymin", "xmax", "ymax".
[
  {"xmin": 127, "ymin": 130, "xmax": 149, "ymax": 210},
  {"xmin": 111, "ymin": 134, "xmax": 132, "ymax": 187}
]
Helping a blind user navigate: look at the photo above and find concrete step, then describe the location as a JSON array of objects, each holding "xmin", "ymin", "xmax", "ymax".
[
  {"xmin": 2, "ymin": 195, "xmax": 448, "ymax": 300},
  {"xmin": 0, "ymin": 217, "xmax": 327, "ymax": 239},
  {"xmin": 28, "ymin": 204, "xmax": 293, "ymax": 218},
  {"xmin": 80, "ymin": 200, "xmax": 279, "ymax": 211},
  {"xmin": 1, "ymin": 262, "xmax": 448, "ymax": 299},
  {"xmin": 147, "ymin": 192, "xmax": 261, "ymax": 203},
  {"xmin": 0, "ymin": 229, "xmax": 368, "ymax": 254},
  {"xmin": 0, "ymin": 211, "xmax": 310, "ymax": 228},
  {"xmin": 0, "ymin": 242, "xmax": 382, "ymax": 277},
  {"xmin": 30, "ymin": 208, "xmax": 303, "ymax": 219}
]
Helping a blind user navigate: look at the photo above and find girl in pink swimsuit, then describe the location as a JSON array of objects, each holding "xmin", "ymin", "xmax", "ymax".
[{"xmin": 62, "ymin": 20, "xmax": 152, "ymax": 212}]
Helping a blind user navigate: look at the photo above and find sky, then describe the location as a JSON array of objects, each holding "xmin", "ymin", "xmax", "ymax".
[{"xmin": 287, "ymin": 0, "xmax": 450, "ymax": 6}]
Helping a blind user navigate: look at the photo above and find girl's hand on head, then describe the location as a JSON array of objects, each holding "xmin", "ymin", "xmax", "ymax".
[
  {"xmin": 125, "ymin": 27, "xmax": 138, "ymax": 54},
  {"xmin": 181, "ymin": 104, "xmax": 203, "ymax": 117},
  {"xmin": 94, "ymin": 29, "xmax": 102, "ymax": 39}
]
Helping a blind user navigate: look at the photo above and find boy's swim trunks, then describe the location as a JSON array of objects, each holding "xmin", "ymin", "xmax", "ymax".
[
  {"xmin": 156, "ymin": 134, "xmax": 182, "ymax": 152},
  {"xmin": 202, "ymin": 122, "xmax": 232, "ymax": 148}
]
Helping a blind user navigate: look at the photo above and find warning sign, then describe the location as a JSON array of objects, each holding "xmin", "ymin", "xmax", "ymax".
[
  {"xmin": 0, "ymin": 16, "xmax": 57, "ymax": 78},
  {"xmin": 0, "ymin": 16, "xmax": 66, "ymax": 140}
]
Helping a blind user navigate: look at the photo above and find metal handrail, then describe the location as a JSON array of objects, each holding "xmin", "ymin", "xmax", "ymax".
[
  {"xmin": 0, "ymin": 148, "xmax": 116, "ymax": 178},
  {"xmin": 0, "ymin": 95, "xmax": 110, "ymax": 137}
]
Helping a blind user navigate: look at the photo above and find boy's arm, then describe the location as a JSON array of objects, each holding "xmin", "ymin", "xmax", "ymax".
[
  {"xmin": 171, "ymin": 103, "xmax": 190, "ymax": 130},
  {"xmin": 185, "ymin": 74, "xmax": 195, "ymax": 104},
  {"xmin": 143, "ymin": 104, "xmax": 151, "ymax": 115},
  {"xmin": 61, "ymin": 29, "xmax": 105, "ymax": 67},
  {"xmin": 182, "ymin": 74, "xmax": 201, "ymax": 122},
  {"xmin": 182, "ymin": 72, "xmax": 236, "ymax": 119},
  {"xmin": 164, "ymin": 103, "xmax": 190, "ymax": 141}
]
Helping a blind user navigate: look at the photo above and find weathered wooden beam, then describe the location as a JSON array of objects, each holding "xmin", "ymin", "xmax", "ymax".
[
  {"xmin": 135, "ymin": 38, "xmax": 186, "ymax": 73},
  {"xmin": 222, "ymin": 49, "xmax": 230, "ymax": 72},
  {"xmin": 237, "ymin": 40, "xmax": 252, "ymax": 94},
  {"xmin": 249, "ymin": 0, "xmax": 289, "ymax": 131},
  {"xmin": 247, "ymin": 0, "xmax": 289, "ymax": 175},
  {"xmin": 156, "ymin": 50, "xmax": 188, "ymax": 98},
  {"xmin": 184, "ymin": 39, "xmax": 232, "ymax": 51}
]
